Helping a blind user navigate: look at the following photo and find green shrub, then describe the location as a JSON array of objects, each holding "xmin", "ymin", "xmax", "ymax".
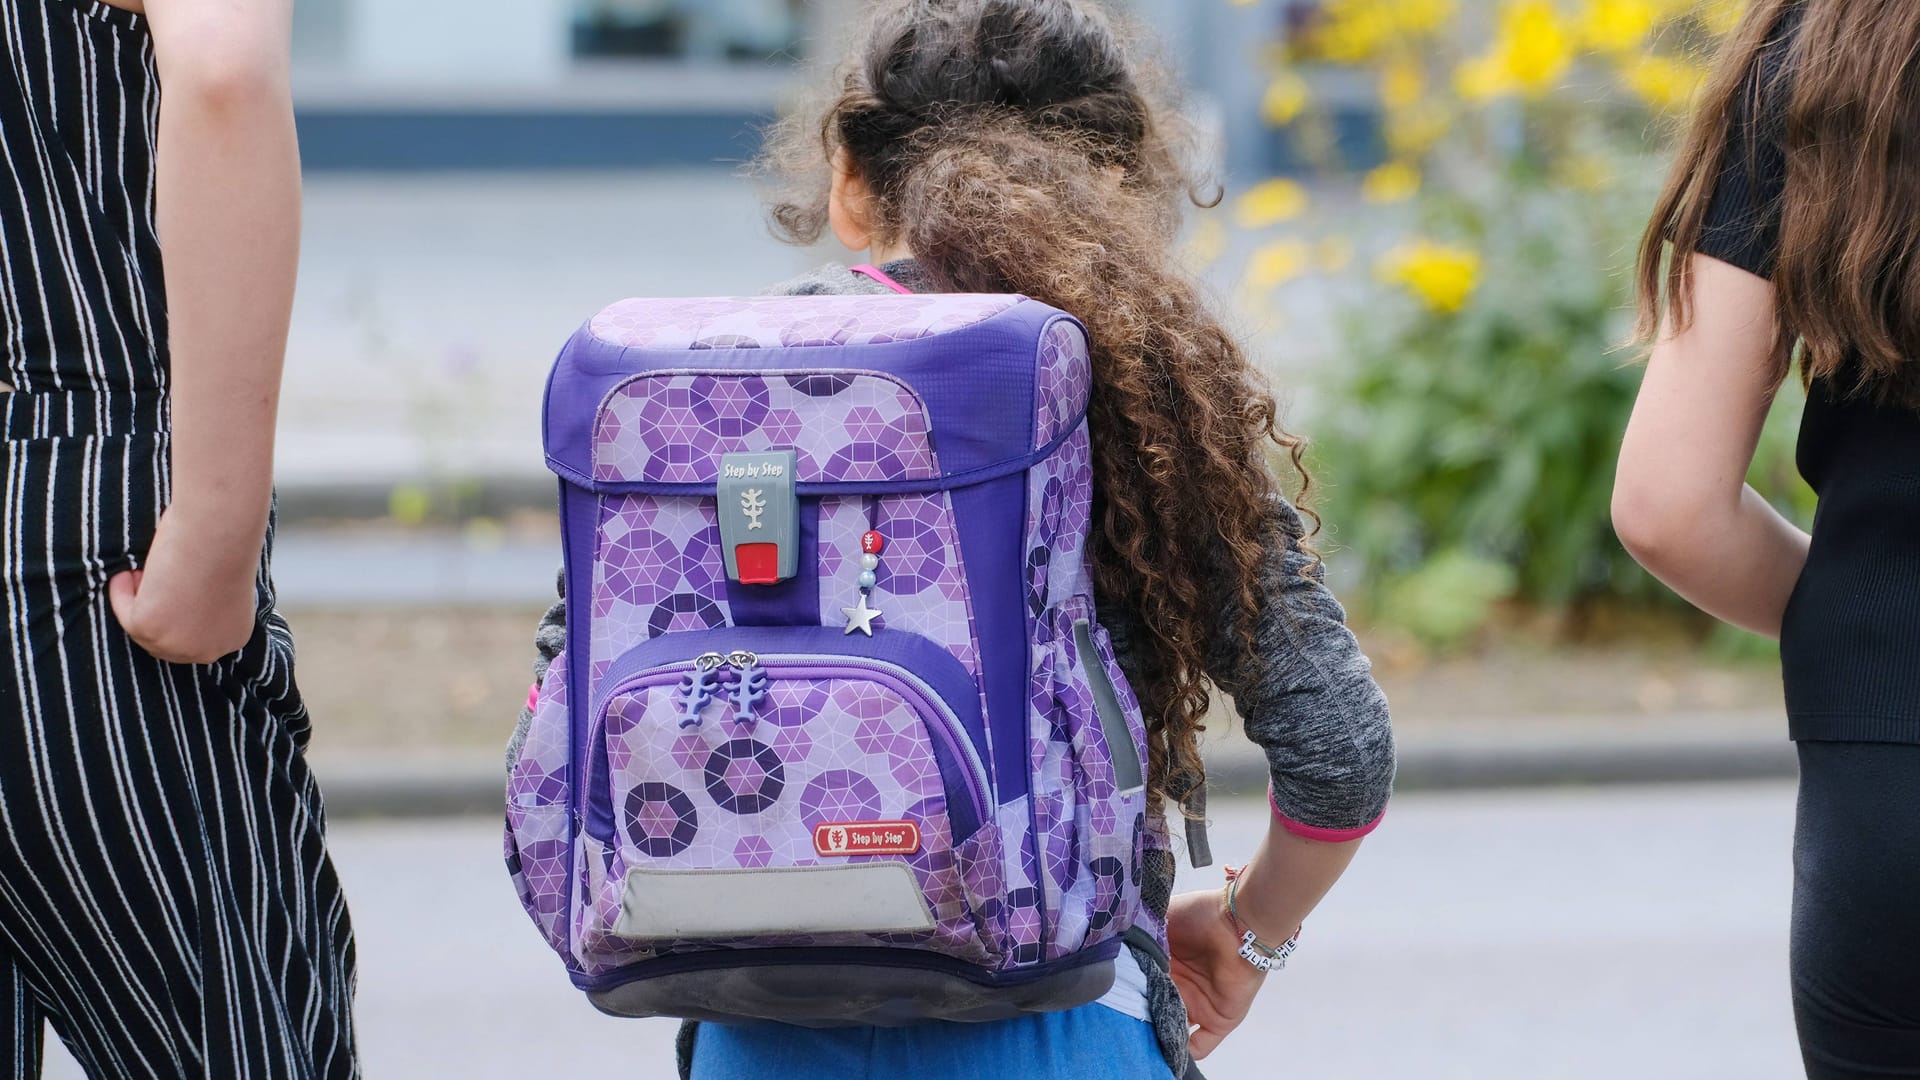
[{"xmin": 1311, "ymin": 164, "xmax": 1811, "ymax": 635}]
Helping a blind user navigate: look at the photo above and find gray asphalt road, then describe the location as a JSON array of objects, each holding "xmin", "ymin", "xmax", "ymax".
[{"xmin": 44, "ymin": 783, "xmax": 1801, "ymax": 1078}]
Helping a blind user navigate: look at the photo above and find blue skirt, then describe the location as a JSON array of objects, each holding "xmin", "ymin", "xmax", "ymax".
[{"xmin": 690, "ymin": 1003, "xmax": 1173, "ymax": 1080}]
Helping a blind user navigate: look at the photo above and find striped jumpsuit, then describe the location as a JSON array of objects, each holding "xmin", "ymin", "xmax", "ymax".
[{"xmin": 0, "ymin": 2, "xmax": 357, "ymax": 1076}]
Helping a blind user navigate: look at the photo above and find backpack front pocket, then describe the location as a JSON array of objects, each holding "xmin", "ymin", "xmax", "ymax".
[{"xmin": 575, "ymin": 626, "xmax": 999, "ymax": 968}]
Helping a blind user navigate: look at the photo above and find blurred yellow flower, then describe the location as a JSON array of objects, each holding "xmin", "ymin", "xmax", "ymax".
[
  {"xmin": 1455, "ymin": 55, "xmax": 1511, "ymax": 101},
  {"xmin": 1311, "ymin": 0, "xmax": 1457, "ymax": 62},
  {"xmin": 1362, "ymin": 161, "xmax": 1422, "ymax": 203},
  {"xmin": 1578, "ymin": 0, "xmax": 1659, "ymax": 53},
  {"xmin": 1318, "ymin": 235, "xmax": 1356, "ymax": 274},
  {"xmin": 1380, "ymin": 57, "xmax": 1425, "ymax": 110},
  {"xmin": 1391, "ymin": 0, "xmax": 1457, "ymax": 35},
  {"xmin": 1248, "ymin": 239, "xmax": 1312, "ymax": 290},
  {"xmin": 1459, "ymin": 0, "xmax": 1575, "ymax": 100},
  {"xmin": 1236, "ymin": 178, "xmax": 1309, "ymax": 228},
  {"xmin": 1313, "ymin": 1, "xmax": 1384, "ymax": 62},
  {"xmin": 1262, "ymin": 72, "xmax": 1311, "ymax": 126},
  {"xmin": 1377, "ymin": 240, "xmax": 1481, "ymax": 313},
  {"xmin": 1384, "ymin": 103, "xmax": 1454, "ymax": 156},
  {"xmin": 1694, "ymin": 0, "xmax": 1745, "ymax": 35},
  {"xmin": 1501, "ymin": 1, "xmax": 1576, "ymax": 92},
  {"xmin": 1560, "ymin": 153, "xmax": 1615, "ymax": 191},
  {"xmin": 1620, "ymin": 53, "xmax": 1706, "ymax": 111}
]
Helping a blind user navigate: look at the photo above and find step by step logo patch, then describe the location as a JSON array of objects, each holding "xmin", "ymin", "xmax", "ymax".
[{"xmin": 813, "ymin": 820, "xmax": 921, "ymax": 857}]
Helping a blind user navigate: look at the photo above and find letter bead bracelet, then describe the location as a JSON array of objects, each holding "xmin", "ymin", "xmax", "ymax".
[{"xmin": 1223, "ymin": 864, "xmax": 1300, "ymax": 974}]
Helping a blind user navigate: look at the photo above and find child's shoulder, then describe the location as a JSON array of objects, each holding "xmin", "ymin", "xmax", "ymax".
[
  {"xmin": 764, "ymin": 262, "xmax": 870, "ymax": 298},
  {"xmin": 765, "ymin": 259, "xmax": 933, "ymax": 298}
]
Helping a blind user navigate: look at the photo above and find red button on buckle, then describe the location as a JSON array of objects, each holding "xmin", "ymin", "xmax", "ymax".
[{"xmin": 734, "ymin": 543, "xmax": 779, "ymax": 585}]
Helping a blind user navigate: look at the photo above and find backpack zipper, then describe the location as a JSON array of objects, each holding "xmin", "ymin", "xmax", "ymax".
[{"xmin": 586, "ymin": 651, "xmax": 991, "ymax": 845}]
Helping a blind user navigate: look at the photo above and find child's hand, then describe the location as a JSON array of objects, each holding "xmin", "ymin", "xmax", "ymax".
[
  {"xmin": 107, "ymin": 506, "xmax": 260, "ymax": 664},
  {"xmin": 1166, "ymin": 888, "xmax": 1267, "ymax": 1060}
]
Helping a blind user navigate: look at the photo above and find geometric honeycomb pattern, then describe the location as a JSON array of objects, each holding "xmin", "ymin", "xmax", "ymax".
[
  {"xmin": 624, "ymin": 782, "xmax": 699, "ymax": 858},
  {"xmin": 703, "ymin": 738, "xmax": 786, "ymax": 815},
  {"xmin": 1078, "ymin": 613, "xmax": 1150, "ymax": 954},
  {"xmin": 592, "ymin": 488, "xmax": 984, "ymax": 695},
  {"xmin": 817, "ymin": 493, "xmax": 985, "ymax": 698},
  {"xmin": 1033, "ymin": 318, "xmax": 1093, "ymax": 451},
  {"xmin": 575, "ymin": 669, "xmax": 998, "ymax": 966},
  {"xmin": 594, "ymin": 373, "xmax": 938, "ymax": 485},
  {"xmin": 518, "ymin": 291, "xmax": 1154, "ymax": 981},
  {"xmin": 588, "ymin": 294, "xmax": 1021, "ymax": 352},
  {"xmin": 1025, "ymin": 426, "xmax": 1094, "ymax": 621},
  {"xmin": 1025, "ymin": 609, "xmax": 1148, "ymax": 962},
  {"xmin": 508, "ymin": 650, "xmax": 573, "ymax": 811},
  {"xmin": 1019, "ymin": 421, "xmax": 1149, "ymax": 961},
  {"xmin": 504, "ymin": 648, "xmax": 577, "ymax": 961},
  {"xmin": 569, "ymin": 833, "xmax": 652, "ymax": 974},
  {"xmin": 591, "ymin": 494, "xmax": 732, "ymax": 671},
  {"xmin": 988, "ymin": 798, "xmax": 1043, "ymax": 965}
]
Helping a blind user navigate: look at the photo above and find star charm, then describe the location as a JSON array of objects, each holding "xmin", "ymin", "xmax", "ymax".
[{"xmin": 841, "ymin": 593, "xmax": 883, "ymax": 636}]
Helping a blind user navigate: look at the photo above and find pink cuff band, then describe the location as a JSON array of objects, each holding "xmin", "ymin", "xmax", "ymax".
[
  {"xmin": 1269, "ymin": 787, "xmax": 1384, "ymax": 843},
  {"xmin": 526, "ymin": 683, "xmax": 540, "ymax": 712}
]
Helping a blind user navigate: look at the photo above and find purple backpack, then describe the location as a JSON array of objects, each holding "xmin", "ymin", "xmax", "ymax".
[{"xmin": 505, "ymin": 287, "xmax": 1152, "ymax": 1025}]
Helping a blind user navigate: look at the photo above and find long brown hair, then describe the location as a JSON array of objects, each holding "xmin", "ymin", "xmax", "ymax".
[
  {"xmin": 759, "ymin": 0, "xmax": 1311, "ymax": 813},
  {"xmin": 1639, "ymin": 0, "xmax": 1920, "ymax": 402}
]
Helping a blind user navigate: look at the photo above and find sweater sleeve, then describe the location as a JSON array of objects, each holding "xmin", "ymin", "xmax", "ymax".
[
  {"xmin": 1204, "ymin": 496, "xmax": 1396, "ymax": 839},
  {"xmin": 506, "ymin": 567, "xmax": 568, "ymax": 773}
]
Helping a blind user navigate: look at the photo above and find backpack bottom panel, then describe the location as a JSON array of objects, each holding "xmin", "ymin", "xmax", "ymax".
[{"xmin": 582, "ymin": 946, "xmax": 1119, "ymax": 1028}]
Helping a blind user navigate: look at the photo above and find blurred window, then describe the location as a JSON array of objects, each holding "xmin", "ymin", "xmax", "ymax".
[{"xmin": 572, "ymin": 0, "xmax": 806, "ymax": 62}]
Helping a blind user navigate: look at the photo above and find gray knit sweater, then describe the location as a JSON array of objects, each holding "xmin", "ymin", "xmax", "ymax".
[{"xmin": 513, "ymin": 260, "xmax": 1395, "ymax": 1079}]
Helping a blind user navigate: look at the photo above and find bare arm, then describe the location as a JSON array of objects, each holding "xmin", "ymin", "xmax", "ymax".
[
  {"xmin": 106, "ymin": 0, "xmax": 300, "ymax": 664},
  {"xmin": 1168, "ymin": 830, "xmax": 1360, "ymax": 1059},
  {"xmin": 1612, "ymin": 254, "xmax": 1810, "ymax": 637}
]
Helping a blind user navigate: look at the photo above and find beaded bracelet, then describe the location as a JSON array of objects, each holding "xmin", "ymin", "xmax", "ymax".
[{"xmin": 1222, "ymin": 864, "xmax": 1301, "ymax": 973}]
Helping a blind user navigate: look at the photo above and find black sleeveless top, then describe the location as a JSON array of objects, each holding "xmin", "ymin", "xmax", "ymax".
[
  {"xmin": 1698, "ymin": 12, "xmax": 1920, "ymax": 744},
  {"xmin": 0, "ymin": 1, "xmax": 167, "ymax": 405}
]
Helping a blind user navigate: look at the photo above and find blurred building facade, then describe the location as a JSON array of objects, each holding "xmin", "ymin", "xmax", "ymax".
[{"xmin": 290, "ymin": 0, "xmax": 1296, "ymax": 177}]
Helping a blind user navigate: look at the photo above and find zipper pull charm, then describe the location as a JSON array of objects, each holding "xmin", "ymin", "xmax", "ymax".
[
  {"xmin": 727, "ymin": 650, "xmax": 767, "ymax": 727},
  {"xmin": 680, "ymin": 652, "xmax": 726, "ymax": 729}
]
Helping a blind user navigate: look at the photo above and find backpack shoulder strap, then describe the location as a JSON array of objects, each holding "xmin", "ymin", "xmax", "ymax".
[{"xmin": 850, "ymin": 263, "xmax": 915, "ymax": 295}]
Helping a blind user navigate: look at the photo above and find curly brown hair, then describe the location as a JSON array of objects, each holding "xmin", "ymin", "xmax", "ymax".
[{"xmin": 757, "ymin": 0, "xmax": 1313, "ymax": 813}]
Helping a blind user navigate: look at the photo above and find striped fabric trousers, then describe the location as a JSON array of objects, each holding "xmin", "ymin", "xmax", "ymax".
[
  {"xmin": 0, "ymin": 1, "xmax": 361, "ymax": 1073},
  {"xmin": 0, "ymin": 401, "xmax": 359, "ymax": 1078}
]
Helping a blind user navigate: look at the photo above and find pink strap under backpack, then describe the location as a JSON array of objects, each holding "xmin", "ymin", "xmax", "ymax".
[{"xmin": 850, "ymin": 264, "xmax": 914, "ymax": 295}]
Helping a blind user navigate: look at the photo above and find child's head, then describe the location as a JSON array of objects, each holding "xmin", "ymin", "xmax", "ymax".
[
  {"xmin": 769, "ymin": 0, "xmax": 1189, "ymax": 261},
  {"xmin": 763, "ymin": 0, "xmax": 1313, "ymax": 814}
]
